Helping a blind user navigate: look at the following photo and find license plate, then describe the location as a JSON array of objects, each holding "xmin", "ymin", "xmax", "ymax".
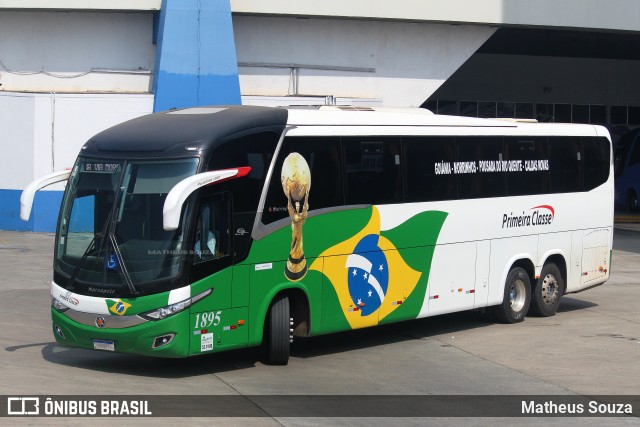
[{"xmin": 93, "ymin": 339, "xmax": 115, "ymax": 351}]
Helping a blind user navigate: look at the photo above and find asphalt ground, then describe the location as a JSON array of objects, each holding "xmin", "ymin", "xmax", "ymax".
[{"xmin": 0, "ymin": 227, "xmax": 639, "ymax": 426}]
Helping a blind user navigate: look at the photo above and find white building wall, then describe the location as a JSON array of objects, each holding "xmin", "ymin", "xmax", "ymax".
[
  {"xmin": 231, "ymin": 0, "xmax": 640, "ymax": 33},
  {"xmin": 0, "ymin": 11, "xmax": 155, "ymax": 93},
  {"xmin": 233, "ymin": 16, "xmax": 496, "ymax": 107},
  {"xmin": 0, "ymin": 91, "xmax": 153, "ymax": 230},
  {"xmin": 0, "ymin": 93, "xmax": 35, "ymax": 190},
  {"xmin": 0, "ymin": 92, "xmax": 154, "ymax": 190}
]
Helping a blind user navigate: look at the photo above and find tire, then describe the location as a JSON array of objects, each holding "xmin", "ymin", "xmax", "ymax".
[
  {"xmin": 628, "ymin": 190, "xmax": 639, "ymax": 213},
  {"xmin": 264, "ymin": 295, "xmax": 291, "ymax": 365},
  {"xmin": 492, "ymin": 267, "xmax": 531, "ymax": 323},
  {"xmin": 530, "ymin": 263, "xmax": 565, "ymax": 317}
]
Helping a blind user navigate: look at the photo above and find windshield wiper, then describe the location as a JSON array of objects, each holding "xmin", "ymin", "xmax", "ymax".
[{"xmin": 108, "ymin": 233, "xmax": 139, "ymax": 295}]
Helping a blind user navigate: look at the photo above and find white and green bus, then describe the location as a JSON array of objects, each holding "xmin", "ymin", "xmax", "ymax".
[{"xmin": 21, "ymin": 106, "xmax": 613, "ymax": 364}]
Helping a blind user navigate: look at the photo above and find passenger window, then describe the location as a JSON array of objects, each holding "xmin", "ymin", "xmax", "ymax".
[
  {"xmin": 403, "ymin": 137, "xmax": 456, "ymax": 202},
  {"xmin": 193, "ymin": 194, "xmax": 231, "ymax": 264},
  {"xmin": 583, "ymin": 137, "xmax": 611, "ymax": 191},
  {"xmin": 342, "ymin": 137, "xmax": 403, "ymax": 205},
  {"xmin": 209, "ymin": 132, "xmax": 279, "ymax": 214},
  {"xmin": 262, "ymin": 136, "xmax": 343, "ymax": 225},
  {"xmin": 456, "ymin": 136, "xmax": 505, "ymax": 199},
  {"xmin": 504, "ymin": 137, "xmax": 550, "ymax": 196},
  {"xmin": 548, "ymin": 136, "xmax": 582, "ymax": 193}
]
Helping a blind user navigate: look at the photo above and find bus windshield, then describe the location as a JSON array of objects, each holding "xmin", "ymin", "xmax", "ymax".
[{"xmin": 55, "ymin": 157, "xmax": 199, "ymax": 294}]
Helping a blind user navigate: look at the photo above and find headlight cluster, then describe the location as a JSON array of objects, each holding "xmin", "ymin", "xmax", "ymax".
[
  {"xmin": 139, "ymin": 288, "xmax": 212, "ymax": 321},
  {"xmin": 51, "ymin": 297, "xmax": 70, "ymax": 312}
]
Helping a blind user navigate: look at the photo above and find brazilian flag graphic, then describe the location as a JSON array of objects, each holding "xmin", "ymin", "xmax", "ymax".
[
  {"xmin": 106, "ymin": 299, "xmax": 132, "ymax": 316},
  {"xmin": 309, "ymin": 206, "xmax": 447, "ymax": 330}
]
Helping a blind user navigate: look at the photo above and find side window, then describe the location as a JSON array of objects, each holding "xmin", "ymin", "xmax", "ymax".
[
  {"xmin": 342, "ymin": 137, "xmax": 403, "ymax": 205},
  {"xmin": 548, "ymin": 136, "xmax": 582, "ymax": 193},
  {"xmin": 65, "ymin": 194, "xmax": 96, "ymax": 257},
  {"xmin": 403, "ymin": 137, "xmax": 456, "ymax": 202},
  {"xmin": 456, "ymin": 136, "xmax": 505, "ymax": 199},
  {"xmin": 583, "ymin": 137, "xmax": 611, "ymax": 191},
  {"xmin": 193, "ymin": 194, "xmax": 231, "ymax": 264},
  {"xmin": 262, "ymin": 136, "xmax": 343, "ymax": 225},
  {"xmin": 209, "ymin": 132, "xmax": 279, "ymax": 213},
  {"xmin": 504, "ymin": 137, "xmax": 550, "ymax": 196}
]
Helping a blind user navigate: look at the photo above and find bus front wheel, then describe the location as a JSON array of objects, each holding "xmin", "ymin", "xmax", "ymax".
[
  {"xmin": 263, "ymin": 294, "xmax": 291, "ymax": 365},
  {"xmin": 493, "ymin": 267, "xmax": 531, "ymax": 323},
  {"xmin": 529, "ymin": 263, "xmax": 565, "ymax": 317}
]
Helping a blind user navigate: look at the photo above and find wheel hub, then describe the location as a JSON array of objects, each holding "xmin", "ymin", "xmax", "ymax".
[
  {"xmin": 509, "ymin": 279, "xmax": 526, "ymax": 312},
  {"xmin": 541, "ymin": 273, "xmax": 558, "ymax": 305}
]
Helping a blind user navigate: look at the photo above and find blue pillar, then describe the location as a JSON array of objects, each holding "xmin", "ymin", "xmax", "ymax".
[{"xmin": 153, "ymin": 0, "xmax": 241, "ymax": 112}]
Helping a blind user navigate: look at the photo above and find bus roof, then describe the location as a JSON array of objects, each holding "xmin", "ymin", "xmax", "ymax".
[
  {"xmin": 81, "ymin": 105, "xmax": 608, "ymax": 157},
  {"xmin": 286, "ymin": 106, "xmax": 517, "ymax": 128},
  {"xmin": 82, "ymin": 105, "xmax": 288, "ymax": 156}
]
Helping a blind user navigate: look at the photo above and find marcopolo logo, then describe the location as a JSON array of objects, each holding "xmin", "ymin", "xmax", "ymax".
[{"xmin": 502, "ymin": 205, "xmax": 554, "ymax": 229}]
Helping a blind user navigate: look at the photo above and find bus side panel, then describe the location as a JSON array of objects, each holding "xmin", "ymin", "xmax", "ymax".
[
  {"xmin": 427, "ymin": 242, "xmax": 476, "ymax": 316},
  {"xmin": 536, "ymin": 231, "xmax": 571, "ymax": 274},
  {"xmin": 232, "ymin": 264, "xmax": 250, "ymax": 307},
  {"xmin": 246, "ymin": 259, "xmax": 321, "ymax": 347},
  {"xmin": 578, "ymin": 227, "xmax": 612, "ymax": 290},
  {"xmin": 487, "ymin": 235, "xmax": 538, "ymax": 307},
  {"xmin": 474, "ymin": 240, "xmax": 491, "ymax": 309},
  {"xmin": 380, "ymin": 245, "xmax": 434, "ymax": 324},
  {"xmin": 567, "ymin": 230, "xmax": 584, "ymax": 292}
]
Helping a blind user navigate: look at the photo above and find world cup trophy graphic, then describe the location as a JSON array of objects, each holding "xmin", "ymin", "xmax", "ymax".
[{"xmin": 281, "ymin": 152, "xmax": 311, "ymax": 281}]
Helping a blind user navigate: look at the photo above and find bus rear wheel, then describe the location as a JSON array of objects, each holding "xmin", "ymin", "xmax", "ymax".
[
  {"xmin": 492, "ymin": 267, "xmax": 531, "ymax": 323},
  {"xmin": 530, "ymin": 263, "xmax": 565, "ymax": 317},
  {"xmin": 264, "ymin": 294, "xmax": 291, "ymax": 365}
]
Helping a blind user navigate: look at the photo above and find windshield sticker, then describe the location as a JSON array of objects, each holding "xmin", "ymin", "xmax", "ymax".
[{"xmin": 106, "ymin": 253, "xmax": 119, "ymax": 270}]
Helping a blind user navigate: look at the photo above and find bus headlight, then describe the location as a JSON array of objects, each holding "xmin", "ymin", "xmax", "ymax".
[
  {"xmin": 52, "ymin": 297, "xmax": 70, "ymax": 313},
  {"xmin": 138, "ymin": 289, "xmax": 212, "ymax": 321}
]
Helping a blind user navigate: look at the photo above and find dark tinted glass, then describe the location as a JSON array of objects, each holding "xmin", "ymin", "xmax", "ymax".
[
  {"xmin": 555, "ymin": 104, "xmax": 571, "ymax": 123},
  {"xmin": 262, "ymin": 137, "xmax": 343, "ymax": 225},
  {"xmin": 611, "ymin": 106, "xmax": 627, "ymax": 125},
  {"xmin": 516, "ymin": 103, "xmax": 534, "ymax": 119},
  {"xmin": 456, "ymin": 137, "xmax": 505, "ymax": 199},
  {"xmin": 572, "ymin": 105, "xmax": 589, "ymax": 123},
  {"xmin": 437, "ymin": 100, "xmax": 458, "ymax": 115},
  {"xmin": 403, "ymin": 137, "xmax": 456, "ymax": 202},
  {"xmin": 343, "ymin": 137, "xmax": 403, "ymax": 205},
  {"xmin": 478, "ymin": 102, "xmax": 497, "ymax": 118},
  {"xmin": 209, "ymin": 132, "xmax": 279, "ymax": 213},
  {"xmin": 460, "ymin": 101, "xmax": 478, "ymax": 117},
  {"xmin": 590, "ymin": 105, "xmax": 606, "ymax": 124},
  {"xmin": 504, "ymin": 137, "xmax": 550, "ymax": 196},
  {"xmin": 536, "ymin": 104, "xmax": 554, "ymax": 122},
  {"xmin": 548, "ymin": 136, "xmax": 582, "ymax": 193},
  {"xmin": 497, "ymin": 102, "xmax": 515, "ymax": 118},
  {"xmin": 583, "ymin": 137, "xmax": 610, "ymax": 191},
  {"xmin": 629, "ymin": 107, "xmax": 640, "ymax": 125}
]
